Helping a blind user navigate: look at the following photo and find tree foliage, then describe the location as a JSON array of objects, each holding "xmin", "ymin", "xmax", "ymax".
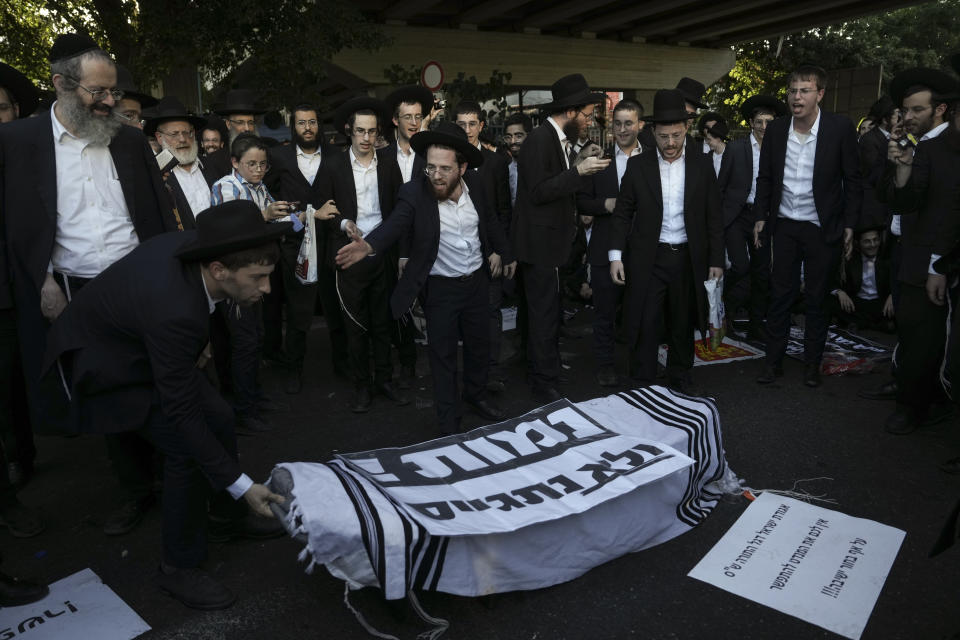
[{"xmin": 382, "ymin": 64, "xmax": 513, "ymax": 121}]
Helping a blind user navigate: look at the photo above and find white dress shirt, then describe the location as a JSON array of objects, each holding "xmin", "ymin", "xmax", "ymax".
[
  {"xmin": 546, "ymin": 117, "xmax": 570, "ymax": 169},
  {"xmin": 747, "ymin": 133, "xmax": 761, "ymax": 204},
  {"xmin": 508, "ymin": 159, "xmax": 518, "ymax": 206},
  {"xmin": 711, "ymin": 150, "xmax": 723, "ymax": 177},
  {"xmin": 608, "ymin": 145, "xmax": 687, "ymax": 263},
  {"xmin": 296, "ymin": 145, "xmax": 322, "ymax": 186},
  {"xmin": 431, "ymin": 180, "xmax": 483, "ymax": 277},
  {"xmin": 173, "ymin": 161, "xmax": 212, "ymax": 217},
  {"xmin": 615, "ymin": 142, "xmax": 641, "ymax": 186},
  {"xmin": 778, "ymin": 109, "xmax": 821, "ymax": 225},
  {"xmin": 342, "ymin": 148, "xmax": 382, "ymax": 236},
  {"xmin": 50, "ymin": 103, "xmax": 139, "ymax": 278},
  {"xmin": 396, "ymin": 139, "xmax": 416, "ymax": 184},
  {"xmin": 858, "ymin": 255, "xmax": 878, "ymax": 300}
]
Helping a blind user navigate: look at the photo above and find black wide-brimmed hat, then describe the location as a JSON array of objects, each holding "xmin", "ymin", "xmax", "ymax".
[
  {"xmin": 115, "ymin": 64, "xmax": 158, "ymax": 108},
  {"xmin": 868, "ymin": 95, "xmax": 896, "ymax": 122},
  {"xmin": 541, "ymin": 74, "xmax": 604, "ymax": 111},
  {"xmin": 699, "ymin": 113, "xmax": 729, "ymax": 141},
  {"xmin": 697, "ymin": 111, "xmax": 722, "ymax": 134},
  {"xmin": 739, "ymin": 95, "xmax": 787, "ymax": 122},
  {"xmin": 643, "ymin": 90, "xmax": 697, "ymax": 123},
  {"xmin": 384, "ymin": 85, "xmax": 434, "ymax": 121},
  {"xmin": 889, "ymin": 67, "xmax": 959, "ymax": 107},
  {"xmin": 212, "ymin": 89, "xmax": 267, "ymax": 116},
  {"xmin": 334, "ymin": 96, "xmax": 389, "ymax": 136},
  {"xmin": 49, "ymin": 32, "xmax": 101, "ymax": 62},
  {"xmin": 675, "ymin": 77, "xmax": 707, "ymax": 109},
  {"xmin": 175, "ymin": 200, "xmax": 292, "ymax": 262},
  {"xmin": 143, "ymin": 96, "xmax": 207, "ymax": 137},
  {"xmin": 410, "ymin": 121, "xmax": 483, "ymax": 169},
  {"xmin": 0, "ymin": 62, "xmax": 39, "ymax": 118}
]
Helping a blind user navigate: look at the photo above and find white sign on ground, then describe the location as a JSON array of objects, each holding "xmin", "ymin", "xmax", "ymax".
[
  {"xmin": 689, "ymin": 493, "xmax": 905, "ymax": 640},
  {"xmin": 0, "ymin": 568, "xmax": 150, "ymax": 640}
]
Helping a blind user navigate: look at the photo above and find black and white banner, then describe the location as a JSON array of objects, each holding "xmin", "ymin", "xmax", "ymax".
[{"xmin": 338, "ymin": 400, "xmax": 692, "ymax": 536}]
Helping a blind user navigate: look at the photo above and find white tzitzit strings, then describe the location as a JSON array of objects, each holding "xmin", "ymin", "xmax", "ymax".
[{"xmin": 744, "ymin": 477, "xmax": 838, "ymax": 505}]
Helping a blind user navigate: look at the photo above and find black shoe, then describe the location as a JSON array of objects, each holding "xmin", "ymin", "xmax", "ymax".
[
  {"xmin": 235, "ymin": 414, "xmax": 272, "ymax": 436},
  {"xmin": 257, "ymin": 397, "xmax": 289, "ymax": 414},
  {"xmin": 398, "ymin": 364, "xmax": 416, "ymax": 390},
  {"xmin": 921, "ymin": 402, "xmax": 955, "ymax": 427},
  {"xmin": 0, "ymin": 572, "xmax": 48, "ymax": 607},
  {"xmin": 885, "ymin": 405, "xmax": 919, "ymax": 435},
  {"xmin": 755, "ymin": 364, "xmax": 783, "ymax": 384},
  {"xmin": 804, "ymin": 363, "xmax": 821, "ymax": 388},
  {"xmin": 466, "ymin": 398, "xmax": 506, "ymax": 421},
  {"xmin": 350, "ymin": 386, "xmax": 372, "ymax": 413},
  {"xmin": 667, "ymin": 373, "xmax": 704, "ymax": 397},
  {"xmin": 858, "ymin": 379, "xmax": 897, "ymax": 401},
  {"xmin": 376, "ymin": 381, "xmax": 410, "ymax": 406},
  {"xmin": 486, "ymin": 378, "xmax": 506, "ymax": 394},
  {"xmin": 531, "ymin": 385, "xmax": 562, "ymax": 404},
  {"xmin": 0, "ymin": 498, "xmax": 45, "ymax": 538},
  {"xmin": 559, "ymin": 325, "xmax": 581, "ymax": 339},
  {"xmin": 208, "ymin": 513, "xmax": 286, "ymax": 543},
  {"xmin": 103, "ymin": 495, "xmax": 155, "ymax": 536},
  {"xmin": 284, "ymin": 370, "xmax": 303, "ymax": 395},
  {"xmin": 939, "ymin": 456, "xmax": 960, "ymax": 475},
  {"xmin": 596, "ymin": 365, "xmax": 619, "ymax": 388},
  {"xmin": 157, "ymin": 565, "xmax": 236, "ymax": 610}
]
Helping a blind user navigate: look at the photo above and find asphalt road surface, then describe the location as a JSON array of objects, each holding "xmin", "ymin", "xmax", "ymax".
[{"xmin": 4, "ymin": 307, "xmax": 959, "ymax": 640}]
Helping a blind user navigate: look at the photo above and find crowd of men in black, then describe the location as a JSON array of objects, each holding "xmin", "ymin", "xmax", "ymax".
[{"xmin": 0, "ymin": 31, "xmax": 958, "ymax": 611}]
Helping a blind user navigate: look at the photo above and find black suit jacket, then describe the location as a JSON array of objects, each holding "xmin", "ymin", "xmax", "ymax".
[
  {"xmin": 202, "ymin": 148, "xmax": 232, "ymax": 182},
  {"xmin": 365, "ymin": 171, "xmax": 512, "ymax": 318},
  {"xmin": 576, "ymin": 153, "xmax": 621, "ymax": 265},
  {"xmin": 753, "ymin": 110, "xmax": 862, "ymax": 243},
  {"xmin": 717, "ymin": 135, "xmax": 754, "ymax": 228},
  {"xmin": 858, "ymin": 126, "xmax": 891, "ymax": 230},
  {"xmin": 511, "ymin": 120, "xmax": 582, "ymax": 267},
  {"xmin": 832, "ymin": 249, "xmax": 891, "ymax": 301},
  {"xmin": 610, "ymin": 149, "xmax": 724, "ymax": 333},
  {"xmin": 315, "ymin": 146, "xmax": 403, "ymax": 268},
  {"xmin": 163, "ymin": 159, "xmax": 221, "ymax": 229},
  {"xmin": 264, "ymin": 143, "xmax": 331, "ymax": 208},
  {"xmin": 43, "ymin": 232, "xmax": 242, "ymax": 490},
  {"xmin": 387, "ymin": 140, "xmax": 426, "ymax": 186},
  {"xmin": 474, "ymin": 147, "xmax": 512, "ymax": 237}
]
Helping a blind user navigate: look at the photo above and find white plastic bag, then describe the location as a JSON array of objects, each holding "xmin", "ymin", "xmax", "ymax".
[
  {"xmin": 704, "ymin": 276, "xmax": 725, "ymax": 351},
  {"xmin": 295, "ymin": 205, "xmax": 318, "ymax": 284}
]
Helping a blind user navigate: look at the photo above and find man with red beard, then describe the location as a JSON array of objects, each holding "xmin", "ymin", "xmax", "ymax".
[{"xmin": 336, "ymin": 122, "xmax": 515, "ymax": 433}]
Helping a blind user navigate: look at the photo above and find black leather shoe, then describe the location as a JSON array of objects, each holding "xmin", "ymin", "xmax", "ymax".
[
  {"xmin": 208, "ymin": 513, "xmax": 286, "ymax": 543},
  {"xmin": 398, "ymin": 364, "xmax": 416, "ymax": 390},
  {"xmin": 257, "ymin": 397, "xmax": 289, "ymax": 413},
  {"xmin": 486, "ymin": 378, "xmax": 506, "ymax": 393},
  {"xmin": 0, "ymin": 498, "xmax": 45, "ymax": 538},
  {"xmin": 858, "ymin": 379, "xmax": 897, "ymax": 400},
  {"xmin": 0, "ymin": 572, "xmax": 48, "ymax": 607},
  {"xmin": 921, "ymin": 402, "xmax": 955, "ymax": 427},
  {"xmin": 157, "ymin": 565, "xmax": 236, "ymax": 610},
  {"xmin": 103, "ymin": 495, "xmax": 155, "ymax": 536},
  {"xmin": 885, "ymin": 405, "xmax": 919, "ymax": 435},
  {"xmin": 466, "ymin": 398, "xmax": 505, "ymax": 421},
  {"xmin": 596, "ymin": 365, "xmax": 619, "ymax": 387},
  {"xmin": 667, "ymin": 373, "xmax": 704, "ymax": 397},
  {"xmin": 939, "ymin": 456, "xmax": 960, "ymax": 475},
  {"xmin": 531, "ymin": 385, "xmax": 562, "ymax": 404},
  {"xmin": 376, "ymin": 381, "xmax": 410, "ymax": 406},
  {"xmin": 350, "ymin": 386, "xmax": 372, "ymax": 413},
  {"xmin": 235, "ymin": 414, "xmax": 272, "ymax": 436},
  {"xmin": 755, "ymin": 364, "xmax": 783, "ymax": 384},
  {"xmin": 284, "ymin": 370, "xmax": 302, "ymax": 395},
  {"xmin": 804, "ymin": 363, "xmax": 822, "ymax": 388}
]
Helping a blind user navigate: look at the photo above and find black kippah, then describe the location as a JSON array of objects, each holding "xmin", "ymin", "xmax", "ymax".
[{"xmin": 49, "ymin": 32, "xmax": 101, "ymax": 62}]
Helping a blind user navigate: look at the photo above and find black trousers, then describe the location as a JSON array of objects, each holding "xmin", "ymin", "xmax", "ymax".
[
  {"xmin": 386, "ymin": 259, "xmax": 418, "ymax": 370},
  {"xmin": 725, "ymin": 209, "xmax": 770, "ymax": 326},
  {"xmin": 488, "ymin": 275, "xmax": 504, "ymax": 379},
  {"xmin": 0, "ymin": 308, "xmax": 33, "ymax": 496},
  {"xmin": 140, "ymin": 376, "xmax": 245, "ymax": 568},
  {"xmin": 827, "ymin": 295, "xmax": 889, "ymax": 331},
  {"xmin": 895, "ymin": 283, "xmax": 949, "ymax": 411},
  {"xmin": 521, "ymin": 263, "xmax": 560, "ymax": 386},
  {"xmin": 336, "ymin": 255, "xmax": 392, "ymax": 387},
  {"xmin": 889, "ymin": 236, "xmax": 903, "ymax": 309},
  {"xmin": 591, "ymin": 263, "xmax": 623, "ymax": 368},
  {"xmin": 629, "ymin": 244, "xmax": 695, "ymax": 384},
  {"xmin": 213, "ymin": 300, "xmax": 263, "ymax": 416},
  {"xmin": 765, "ymin": 219, "xmax": 840, "ymax": 366},
  {"xmin": 424, "ymin": 270, "xmax": 490, "ymax": 432}
]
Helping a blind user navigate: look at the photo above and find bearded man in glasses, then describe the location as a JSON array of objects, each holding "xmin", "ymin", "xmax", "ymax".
[{"xmin": 0, "ymin": 33, "xmax": 174, "ymax": 437}]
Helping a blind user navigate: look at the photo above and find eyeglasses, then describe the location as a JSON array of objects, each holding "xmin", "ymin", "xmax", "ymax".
[
  {"xmin": 295, "ymin": 119, "xmax": 318, "ymax": 127},
  {"xmin": 577, "ymin": 110, "xmax": 596, "ymax": 121},
  {"xmin": 243, "ymin": 161, "xmax": 270, "ymax": 171},
  {"xmin": 786, "ymin": 88, "xmax": 817, "ymax": 96},
  {"xmin": 227, "ymin": 118, "xmax": 256, "ymax": 127},
  {"xmin": 0, "ymin": 103, "xmax": 14, "ymax": 113},
  {"xmin": 353, "ymin": 127, "xmax": 378, "ymax": 139},
  {"xmin": 157, "ymin": 128, "xmax": 195, "ymax": 140},
  {"xmin": 398, "ymin": 114, "xmax": 423, "ymax": 123},
  {"xmin": 68, "ymin": 77, "xmax": 123, "ymax": 102},
  {"xmin": 424, "ymin": 165, "xmax": 457, "ymax": 177},
  {"xmin": 502, "ymin": 133, "xmax": 526, "ymax": 142}
]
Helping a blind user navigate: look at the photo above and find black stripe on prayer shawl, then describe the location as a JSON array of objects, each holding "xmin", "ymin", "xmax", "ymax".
[
  {"xmin": 392, "ymin": 497, "xmax": 425, "ymax": 594},
  {"xmin": 414, "ymin": 536, "xmax": 442, "ymax": 589},
  {"xmin": 429, "ymin": 536, "xmax": 450, "ymax": 592},
  {"xmin": 326, "ymin": 462, "xmax": 389, "ymax": 591}
]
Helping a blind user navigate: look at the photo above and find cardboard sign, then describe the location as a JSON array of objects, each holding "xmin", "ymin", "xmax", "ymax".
[
  {"xmin": 689, "ymin": 493, "xmax": 905, "ymax": 640},
  {"xmin": 0, "ymin": 568, "xmax": 150, "ymax": 640}
]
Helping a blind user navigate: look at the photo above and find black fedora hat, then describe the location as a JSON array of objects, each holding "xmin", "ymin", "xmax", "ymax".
[
  {"xmin": 410, "ymin": 121, "xmax": 483, "ymax": 169},
  {"xmin": 643, "ymin": 90, "xmax": 697, "ymax": 124},
  {"xmin": 334, "ymin": 96, "xmax": 389, "ymax": 136},
  {"xmin": 0, "ymin": 62, "xmax": 39, "ymax": 118},
  {"xmin": 698, "ymin": 113, "xmax": 729, "ymax": 141},
  {"xmin": 49, "ymin": 32, "xmax": 101, "ymax": 62},
  {"xmin": 675, "ymin": 77, "xmax": 707, "ymax": 110},
  {"xmin": 115, "ymin": 64, "xmax": 158, "ymax": 109},
  {"xmin": 889, "ymin": 67, "xmax": 959, "ymax": 107},
  {"xmin": 739, "ymin": 95, "xmax": 787, "ymax": 123},
  {"xmin": 175, "ymin": 200, "xmax": 292, "ymax": 262},
  {"xmin": 542, "ymin": 74, "xmax": 604, "ymax": 111},
  {"xmin": 697, "ymin": 111, "xmax": 723, "ymax": 134},
  {"xmin": 867, "ymin": 95, "xmax": 896, "ymax": 122},
  {"xmin": 212, "ymin": 89, "xmax": 267, "ymax": 116},
  {"xmin": 384, "ymin": 85, "xmax": 434, "ymax": 122},
  {"xmin": 143, "ymin": 96, "xmax": 207, "ymax": 137}
]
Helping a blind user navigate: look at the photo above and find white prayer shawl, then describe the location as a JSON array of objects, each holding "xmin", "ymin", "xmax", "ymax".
[{"xmin": 272, "ymin": 386, "xmax": 732, "ymax": 600}]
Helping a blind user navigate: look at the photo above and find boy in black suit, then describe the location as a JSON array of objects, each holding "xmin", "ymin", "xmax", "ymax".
[{"xmin": 827, "ymin": 227, "xmax": 893, "ymax": 331}]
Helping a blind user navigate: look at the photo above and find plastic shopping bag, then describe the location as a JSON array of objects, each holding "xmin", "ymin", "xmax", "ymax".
[
  {"xmin": 703, "ymin": 276, "xmax": 725, "ymax": 351},
  {"xmin": 295, "ymin": 205, "xmax": 318, "ymax": 284}
]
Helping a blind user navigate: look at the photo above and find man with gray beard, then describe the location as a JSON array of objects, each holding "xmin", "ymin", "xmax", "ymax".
[
  {"xmin": 0, "ymin": 33, "xmax": 174, "ymax": 434},
  {"xmin": 147, "ymin": 97, "xmax": 221, "ymax": 229}
]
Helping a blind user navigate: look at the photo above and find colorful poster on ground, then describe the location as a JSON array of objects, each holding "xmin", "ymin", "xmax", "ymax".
[{"xmin": 659, "ymin": 336, "xmax": 765, "ymax": 367}]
